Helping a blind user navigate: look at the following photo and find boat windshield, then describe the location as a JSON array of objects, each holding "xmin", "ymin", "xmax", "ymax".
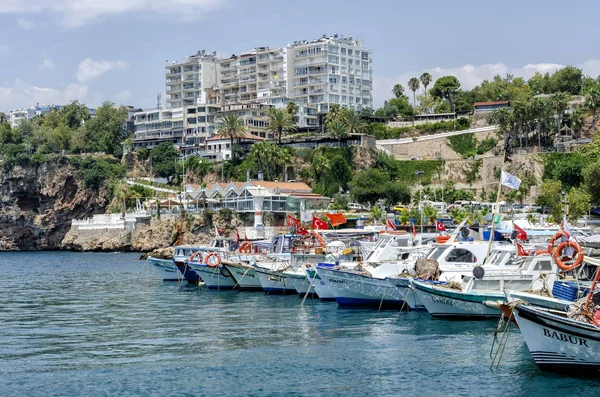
[{"xmin": 427, "ymin": 247, "xmax": 446, "ymax": 261}]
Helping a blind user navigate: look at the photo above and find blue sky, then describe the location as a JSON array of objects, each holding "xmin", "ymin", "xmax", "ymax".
[{"xmin": 0, "ymin": 0, "xmax": 599, "ymax": 112}]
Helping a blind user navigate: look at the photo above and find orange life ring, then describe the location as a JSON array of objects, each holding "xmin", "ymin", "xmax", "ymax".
[
  {"xmin": 205, "ymin": 253, "xmax": 221, "ymax": 268},
  {"xmin": 189, "ymin": 251, "xmax": 203, "ymax": 262},
  {"xmin": 239, "ymin": 242, "xmax": 252, "ymax": 254},
  {"xmin": 436, "ymin": 235, "xmax": 451, "ymax": 243},
  {"xmin": 547, "ymin": 230, "xmax": 570, "ymax": 256},
  {"xmin": 553, "ymin": 241, "xmax": 583, "ymax": 272}
]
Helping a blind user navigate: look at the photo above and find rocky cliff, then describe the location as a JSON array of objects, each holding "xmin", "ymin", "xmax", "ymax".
[{"xmin": 0, "ymin": 160, "xmax": 110, "ymax": 251}]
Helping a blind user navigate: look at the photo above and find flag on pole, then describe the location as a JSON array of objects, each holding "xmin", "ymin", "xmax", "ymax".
[
  {"xmin": 500, "ymin": 171, "xmax": 521, "ymax": 190},
  {"xmin": 312, "ymin": 217, "xmax": 329, "ymax": 230},
  {"xmin": 244, "ymin": 234, "xmax": 249, "ymax": 242},
  {"xmin": 436, "ymin": 221, "xmax": 447, "ymax": 231},
  {"xmin": 514, "ymin": 224, "xmax": 527, "ymax": 241},
  {"xmin": 410, "ymin": 220, "xmax": 417, "ymax": 237},
  {"xmin": 236, "ymin": 230, "xmax": 240, "ymax": 243},
  {"xmin": 386, "ymin": 218, "xmax": 397, "ymax": 230},
  {"xmin": 215, "ymin": 225, "xmax": 221, "ymax": 238}
]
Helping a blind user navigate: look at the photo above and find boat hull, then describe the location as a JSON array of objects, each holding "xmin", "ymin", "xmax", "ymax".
[
  {"xmin": 305, "ymin": 268, "xmax": 335, "ymax": 300},
  {"xmin": 173, "ymin": 260, "xmax": 201, "ymax": 283},
  {"xmin": 412, "ymin": 282, "xmax": 504, "ymax": 318},
  {"xmin": 513, "ymin": 304, "xmax": 600, "ymax": 374},
  {"xmin": 188, "ymin": 263, "xmax": 236, "ymax": 290},
  {"xmin": 148, "ymin": 257, "xmax": 179, "ymax": 281},
  {"xmin": 222, "ymin": 262, "xmax": 263, "ymax": 291},
  {"xmin": 254, "ymin": 266, "xmax": 297, "ymax": 294},
  {"xmin": 286, "ymin": 271, "xmax": 314, "ymax": 295},
  {"xmin": 316, "ymin": 267, "xmax": 405, "ymax": 308}
]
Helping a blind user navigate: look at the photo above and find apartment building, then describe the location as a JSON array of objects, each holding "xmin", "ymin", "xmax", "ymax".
[
  {"xmin": 166, "ymin": 50, "xmax": 220, "ymax": 108},
  {"xmin": 216, "ymin": 103, "xmax": 274, "ymax": 140},
  {"xmin": 8, "ymin": 104, "xmax": 97, "ymax": 128},
  {"xmin": 286, "ymin": 34, "xmax": 373, "ymax": 113},
  {"xmin": 132, "ymin": 107, "xmax": 184, "ymax": 149},
  {"xmin": 218, "ymin": 47, "xmax": 287, "ymax": 107}
]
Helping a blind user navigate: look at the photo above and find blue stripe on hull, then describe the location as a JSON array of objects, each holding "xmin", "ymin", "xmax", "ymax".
[
  {"xmin": 336, "ymin": 297, "xmax": 405, "ymax": 308},
  {"xmin": 206, "ymin": 285, "xmax": 236, "ymax": 290},
  {"xmin": 174, "ymin": 263, "xmax": 201, "ymax": 283}
]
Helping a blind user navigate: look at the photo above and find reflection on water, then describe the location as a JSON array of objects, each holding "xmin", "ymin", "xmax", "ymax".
[{"xmin": 0, "ymin": 252, "xmax": 597, "ymax": 396}]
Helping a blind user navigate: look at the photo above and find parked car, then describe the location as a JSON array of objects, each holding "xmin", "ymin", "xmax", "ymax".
[
  {"xmin": 392, "ymin": 205, "xmax": 408, "ymax": 212},
  {"xmin": 348, "ymin": 203, "xmax": 367, "ymax": 211}
]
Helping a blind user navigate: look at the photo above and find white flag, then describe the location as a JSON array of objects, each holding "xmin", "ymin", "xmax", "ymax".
[{"xmin": 500, "ymin": 171, "xmax": 521, "ymax": 190}]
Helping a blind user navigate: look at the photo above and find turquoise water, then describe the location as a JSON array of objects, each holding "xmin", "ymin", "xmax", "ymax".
[{"xmin": 0, "ymin": 252, "xmax": 598, "ymax": 396}]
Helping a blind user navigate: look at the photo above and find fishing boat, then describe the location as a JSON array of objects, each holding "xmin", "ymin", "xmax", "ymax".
[
  {"xmin": 412, "ymin": 253, "xmax": 557, "ymax": 318},
  {"xmin": 221, "ymin": 260, "xmax": 263, "ymax": 291},
  {"xmin": 187, "ymin": 252, "xmax": 237, "ymax": 290},
  {"xmin": 148, "ymin": 256, "xmax": 179, "ymax": 281},
  {"xmin": 505, "ymin": 301, "xmax": 600, "ymax": 374}
]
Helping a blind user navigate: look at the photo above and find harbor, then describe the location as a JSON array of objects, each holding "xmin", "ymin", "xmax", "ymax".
[{"xmin": 1, "ymin": 251, "xmax": 598, "ymax": 396}]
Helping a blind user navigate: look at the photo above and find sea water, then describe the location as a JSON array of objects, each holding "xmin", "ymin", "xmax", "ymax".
[{"xmin": 0, "ymin": 252, "xmax": 598, "ymax": 396}]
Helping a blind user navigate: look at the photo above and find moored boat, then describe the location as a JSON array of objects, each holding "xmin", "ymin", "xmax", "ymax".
[{"xmin": 148, "ymin": 256, "xmax": 179, "ymax": 281}]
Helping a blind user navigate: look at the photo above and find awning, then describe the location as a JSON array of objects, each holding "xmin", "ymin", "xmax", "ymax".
[{"xmin": 326, "ymin": 213, "xmax": 347, "ymax": 227}]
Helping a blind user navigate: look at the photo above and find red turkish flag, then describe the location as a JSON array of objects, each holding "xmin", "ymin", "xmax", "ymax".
[
  {"xmin": 436, "ymin": 221, "xmax": 447, "ymax": 231},
  {"xmin": 514, "ymin": 224, "xmax": 527, "ymax": 241},
  {"xmin": 312, "ymin": 217, "xmax": 329, "ymax": 230},
  {"xmin": 386, "ymin": 218, "xmax": 397, "ymax": 230}
]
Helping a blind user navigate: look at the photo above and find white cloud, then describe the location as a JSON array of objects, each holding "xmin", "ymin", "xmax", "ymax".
[
  {"xmin": 76, "ymin": 58, "xmax": 128, "ymax": 83},
  {"xmin": 16, "ymin": 17, "xmax": 34, "ymax": 29},
  {"xmin": 38, "ymin": 57, "xmax": 56, "ymax": 71},
  {"xmin": 114, "ymin": 90, "xmax": 132, "ymax": 104},
  {"xmin": 374, "ymin": 60, "xmax": 600, "ymax": 107},
  {"xmin": 0, "ymin": 79, "xmax": 89, "ymax": 111},
  {"xmin": 0, "ymin": 0, "xmax": 227, "ymax": 27}
]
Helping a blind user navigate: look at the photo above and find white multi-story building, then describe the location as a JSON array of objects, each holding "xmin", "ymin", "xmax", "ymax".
[
  {"xmin": 132, "ymin": 107, "xmax": 185, "ymax": 149},
  {"xmin": 166, "ymin": 50, "xmax": 220, "ymax": 109},
  {"xmin": 8, "ymin": 104, "xmax": 97, "ymax": 128},
  {"xmin": 286, "ymin": 34, "xmax": 373, "ymax": 113},
  {"xmin": 219, "ymin": 47, "xmax": 287, "ymax": 106}
]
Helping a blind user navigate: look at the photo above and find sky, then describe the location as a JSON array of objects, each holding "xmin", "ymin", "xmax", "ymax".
[{"xmin": 0, "ymin": 0, "xmax": 599, "ymax": 112}]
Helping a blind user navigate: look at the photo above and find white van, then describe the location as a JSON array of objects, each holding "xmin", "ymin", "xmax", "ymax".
[{"xmin": 348, "ymin": 203, "xmax": 365, "ymax": 211}]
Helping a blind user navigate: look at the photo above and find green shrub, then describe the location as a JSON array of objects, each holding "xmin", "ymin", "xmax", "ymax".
[
  {"xmin": 447, "ymin": 133, "xmax": 477, "ymax": 158},
  {"xmin": 476, "ymin": 138, "xmax": 498, "ymax": 154}
]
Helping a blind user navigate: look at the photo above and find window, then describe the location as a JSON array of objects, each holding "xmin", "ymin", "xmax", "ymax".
[
  {"xmin": 445, "ymin": 248, "xmax": 476, "ymax": 263},
  {"xmin": 329, "ymin": 77, "xmax": 338, "ymax": 84},
  {"xmin": 197, "ymin": 107, "xmax": 206, "ymax": 113},
  {"xmin": 198, "ymin": 116, "xmax": 206, "ymax": 123},
  {"xmin": 348, "ymin": 49, "xmax": 353, "ymax": 56},
  {"xmin": 341, "ymin": 48, "xmax": 346, "ymax": 55},
  {"xmin": 295, "ymin": 67, "xmax": 308, "ymax": 76}
]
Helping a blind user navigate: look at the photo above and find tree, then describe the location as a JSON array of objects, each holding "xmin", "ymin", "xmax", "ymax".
[
  {"xmin": 430, "ymin": 76, "xmax": 461, "ymax": 112},
  {"xmin": 568, "ymin": 187, "xmax": 590, "ymax": 222},
  {"xmin": 584, "ymin": 161, "xmax": 600, "ymax": 205},
  {"xmin": 536, "ymin": 180, "xmax": 563, "ymax": 221},
  {"xmin": 548, "ymin": 66, "xmax": 583, "ymax": 95},
  {"xmin": 388, "ymin": 96, "xmax": 414, "ymax": 119},
  {"xmin": 286, "ymin": 102, "xmax": 298, "ymax": 118},
  {"xmin": 83, "ymin": 102, "xmax": 128, "ymax": 157},
  {"xmin": 570, "ymin": 109, "xmax": 585, "ymax": 138},
  {"xmin": 325, "ymin": 104, "xmax": 342, "ymax": 127},
  {"xmin": 359, "ymin": 107, "xmax": 374, "ymax": 118},
  {"xmin": 340, "ymin": 108, "xmax": 366, "ymax": 135},
  {"xmin": 60, "ymin": 101, "xmax": 90, "ymax": 130},
  {"xmin": 585, "ymin": 84, "xmax": 600, "ymax": 133},
  {"xmin": 420, "ymin": 72, "xmax": 432, "ymax": 96},
  {"xmin": 384, "ymin": 182, "xmax": 411, "ymax": 207},
  {"xmin": 150, "ymin": 142, "xmax": 178, "ymax": 182},
  {"xmin": 267, "ymin": 108, "xmax": 295, "ymax": 144},
  {"xmin": 327, "ymin": 119, "xmax": 349, "ymax": 143},
  {"xmin": 312, "ymin": 154, "xmax": 331, "ymax": 190},
  {"xmin": 216, "ymin": 114, "xmax": 247, "ymax": 162},
  {"xmin": 407, "ymin": 77, "xmax": 420, "ymax": 107},
  {"xmin": 349, "ymin": 168, "xmax": 389, "ymax": 205},
  {"xmin": 392, "ymin": 84, "xmax": 405, "ymax": 99},
  {"xmin": 137, "ymin": 147, "xmax": 150, "ymax": 161},
  {"xmin": 114, "ymin": 180, "xmax": 131, "ymax": 219},
  {"xmin": 551, "ymin": 92, "xmax": 569, "ymax": 137}
]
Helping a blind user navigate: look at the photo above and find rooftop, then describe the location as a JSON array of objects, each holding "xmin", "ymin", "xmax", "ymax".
[{"xmin": 473, "ymin": 101, "xmax": 509, "ymax": 107}]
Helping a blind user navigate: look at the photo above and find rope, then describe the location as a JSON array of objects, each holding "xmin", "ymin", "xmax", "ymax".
[
  {"xmin": 301, "ymin": 270, "xmax": 318, "ymax": 305},
  {"xmin": 490, "ymin": 300, "xmax": 527, "ymax": 369}
]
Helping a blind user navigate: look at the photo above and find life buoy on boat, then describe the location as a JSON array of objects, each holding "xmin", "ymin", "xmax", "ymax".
[
  {"xmin": 553, "ymin": 241, "xmax": 583, "ymax": 272},
  {"xmin": 435, "ymin": 235, "xmax": 450, "ymax": 243},
  {"xmin": 205, "ymin": 253, "xmax": 221, "ymax": 268},
  {"xmin": 239, "ymin": 242, "xmax": 252, "ymax": 254},
  {"xmin": 189, "ymin": 251, "xmax": 203, "ymax": 262},
  {"xmin": 547, "ymin": 230, "xmax": 570, "ymax": 256}
]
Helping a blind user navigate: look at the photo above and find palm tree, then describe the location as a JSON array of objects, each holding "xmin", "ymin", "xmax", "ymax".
[
  {"xmin": 327, "ymin": 119, "xmax": 349, "ymax": 145},
  {"xmin": 313, "ymin": 155, "xmax": 331, "ymax": 189},
  {"xmin": 407, "ymin": 77, "xmax": 420, "ymax": 107},
  {"xmin": 420, "ymin": 72, "xmax": 432, "ymax": 96},
  {"xmin": 267, "ymin": 108, "xmax": 296, "ymax": 144},
  {"xmin": 570, "ymin": 109, "xmax": 585, "ymax": 139},
  {"xmin": 511, "ymin": 100, "xmax": 528, "ymax": 148},
  {"xmin": 216, "ymin": 114, "xmax": 247, "ymax": 162},
  {"xmin": 585, "ymin": 84, "xmax": 600, "ymax": 133},
  {"xmin": 114, "ymin": 181, "xmax": 132, "ymax": 220},
  {"xmin": 551, "ymin": 92, "xmax": 569, "ymax": 138},
  {"xmin": 340, "ymin": 108, "xmax": 366, "ymax": 135},
  {"xmin": 325, "ymin": 104, "xmax": 342, "ymax": 127},
  {"xmin": 286, "ymin": 102, "xmax": 298, "ymax": 117},
  {"xmin": 392, "ymin": 84, "xmax": 405, "ymax": 99}
]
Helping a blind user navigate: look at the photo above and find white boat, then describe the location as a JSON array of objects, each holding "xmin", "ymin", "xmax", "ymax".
[
  {"xmin": 412, "ymin": 253, "xmax": 557, "ymax": 318},
  {"xmin": 148, "ymin": 256, "xmax": 179, "ymax": 281},
  {"xmin": 304, "ymin": 264, "xmax": 335, "ymax": 300},
  {"xmin": 508, "ymin": 303, "xmax": 600, "ymax": 374},
  {"xmin": 187, "ymin": 262, "xmax": 237, "ymax": 290},
  {"xmin": 254, "ymin": 259, "xmax": 298, "ymax": 294},
  {"xmin": 284, "ymin": 267, "xmax": 314, "ymax": 295},
  {"xmin": 221, "ymin": 260, "xmax": 263, "ymax": 291},
  {"xmin": 317, "ymin": 227, "xmax": 487, "ymax": 307}
]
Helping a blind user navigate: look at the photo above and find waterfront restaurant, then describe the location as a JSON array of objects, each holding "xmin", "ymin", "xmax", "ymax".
[{"xmin": 183, "ymin": 181, "xmax": 330, "ymax": 227}]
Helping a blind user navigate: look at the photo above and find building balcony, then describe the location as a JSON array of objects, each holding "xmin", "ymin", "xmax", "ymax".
[{"xmin": 167, "ymin": 78, "xmax": 182, "ymax": 84}]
